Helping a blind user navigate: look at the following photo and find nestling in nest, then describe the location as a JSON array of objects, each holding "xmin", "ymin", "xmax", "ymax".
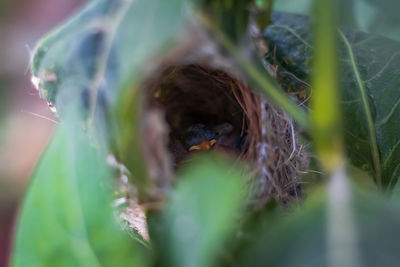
[{"xmin": 141, "ymin": 63, "xmax": 307, "ymax": 208}]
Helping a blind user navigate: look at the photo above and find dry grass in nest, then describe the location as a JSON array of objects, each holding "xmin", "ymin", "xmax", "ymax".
[{"xmin": 140, "ymin": 63, "xmax": 307, "ymax": 208}]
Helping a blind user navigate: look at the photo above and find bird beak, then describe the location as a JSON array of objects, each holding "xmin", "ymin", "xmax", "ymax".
[{"xmin": 188, "ymin": 139, "xmax": 217, "ymax": 152}]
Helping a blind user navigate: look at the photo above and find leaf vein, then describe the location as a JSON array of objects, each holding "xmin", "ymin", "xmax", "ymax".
[
  {"xmin": 339, "ymin": 30, "xmax": 382, "ymax": 188},
  {"xmin": 383, "ymin": 138, "xmax": 400, "ymax": 169},
  {"xmin": 376, "ymin": 95, "xmax": 400, "ymax": 126},
  {"xmin": 364, "ymin": 49, "xmax": 400, "ymax": 83},
  {"xmin": 268, "ymin": 25, "xmax": 312, "ymax": 49}
]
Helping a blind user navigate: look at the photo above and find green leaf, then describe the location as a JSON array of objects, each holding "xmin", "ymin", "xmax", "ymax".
[
  {"xmin": 253, "ymin": 0, "xmax": 273, "ymax": 30},
  {"xmin": 337, "ymin": 0, "xmax": 400, "ymax": 42},
  {"xmin": 12, "ymin": 125, "xmax": 147, "ymax": 267},
  {"xmin": 32, "ymin": 0, "xmax": 185, "ymax": 121},
  {"xmin": 31, "ymin": 0, "xmax": 185, "ymax": 193},
  {"xmin": 309, "ymin": 4, "xmax": 361, "ymax": 265},
  {"xmin": 273, "ymin": 0, "xmax": 312, "ymax": 15},
  {"xmin": 150, "ymin": 155, "xmax": 246, "ymax": 267},
  {"xmin": 310, "ymin": 0, "xmax": 344, "ymax": 172},
  {"xmin": 263, "ymin": 12, "xmax": 400, "ymax": 189},
  {"xmin": 238, "ymin": 190, "xmax": 327, "ymax": 267},
  {"xmin": 274, "ymin": 0, "xmax": 400, "ymax": 42},
  {"xmin": 109, "ymin": 82, "xmax": 150, "ymax": 196},
  {"xmin": 237, "ymin": 187, "xmax": 400, "ymax": 267},
  {"xmin": 197, "ymin": 0, "xmax": 253, "ymax": 42}
]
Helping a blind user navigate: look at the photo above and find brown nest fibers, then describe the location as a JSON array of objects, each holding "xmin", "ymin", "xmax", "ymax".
[
  {"xmin": 115, "ymin": 21, "xmax": 309, "ymax": 240},
  {"xmin": 140, "ymin": 61, "xmax": 307, "ymax": 207},
  {"xmin": 123, "ymin": 21, "xmax": 308, "ymax": 210}
]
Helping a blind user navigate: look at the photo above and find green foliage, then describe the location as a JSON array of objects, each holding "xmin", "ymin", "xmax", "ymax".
[
  {"xmin": 31, "ymin": 0, "xmax": 185, "ymax": 192},
  {"xmin": 109, "ymin": 82, "xmax": 149, "ymax": 195},
  {"xmin": 253, "ymin": 0, "xmax": 273, "ymax": 30},
  {"xmin": 11, "ymin": 0, "xmax": 400, "ymax": 266},
  {"xmin": 274, "ymin": 0, "xmax": 400, "ymax": 42},
  {"xmin": 310, "ymin": 0, "xmax": 343, "ymax": 172},
  {"xmin": 197, "ymin": 0, "xmax": 253, "ymax": 42},
  {"xmin": 238, "ymin": 190, "xmax": 327, "ymax": 267},
  {"xmin": 273, "ymin": 0, "xmax": 313, "ymax": 14},
  {"xmin": 346, "ymin": 0, "xmax": 400, "ymax": 42},
  {"xmin": 32, "ymin": 0, "xmax": 184, "ymax": 120},
  {"xmin": 264, "ymin": 11, "xmax": 400, "ymax": 189},
  {"xmin": 12, "ymin": 124, "xmax": 147, "ymax": 267},
  {"xmin": 150, "ymin": 156, "xmax": 246, "ymax": 267},
  {"xmin": 238, "ymin": 188, "xmax": 400, "ymax": 267}
]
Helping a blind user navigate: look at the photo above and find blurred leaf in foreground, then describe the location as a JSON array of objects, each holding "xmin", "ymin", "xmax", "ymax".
[
  {"xmin": 253, "ymin": 0, "xmax": 273, "ymax": 30},
  {"xmin": 311, "ymin": 1, "xmax": 360, "ymax": 266},
  {"xmin": 197, "ymin": 0, "xmax": 252, "ymax": 43},
  {"xmin": 31, "ymin": 0, "xmax": 185, "ymax": 195},
  {"xmin": 31, "ymin": 0, "xmax": 184, "ymax": 126},
  {"xmin": 150, "ymin": 155, "xmax": 246, "ymax": 267},
  {"xmin": 31, "ymin": 0, "xmax": 185, "ymax": 107},
  {"xmin": 238, "ymin": 187, "xmax": 400, "ymax": 267},
  {"xmin": 12, "ymin": 123, "xmax": 147, "ymax": 267},
  {"xmin": 310, "ymin": 0, "xmax": 343, "ymax": 172}
]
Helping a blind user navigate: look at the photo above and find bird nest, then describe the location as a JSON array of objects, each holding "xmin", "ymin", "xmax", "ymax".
[
  {"xmin": 107, "ymin": 22, "xmax": 307, "ymax": 212},
  {"xmin": 115, "ymin": 25, "xmax": 309, "ymax": 238},
  {"xmin": 140, "ymin": 62, "xmax": 307, "ymax": 207}
]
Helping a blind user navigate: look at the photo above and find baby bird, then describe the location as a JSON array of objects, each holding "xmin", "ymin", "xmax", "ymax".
[
  {"xmin": 184, "ymin": 123, "xmax": 217, "ymax": 152},
  {"xmin": 184, "ymin": 123, "xmax": 241, "ymax": 153},
  {"xmin": 213, "ymin": 123, "xmax": 241, "ymax": 153}
]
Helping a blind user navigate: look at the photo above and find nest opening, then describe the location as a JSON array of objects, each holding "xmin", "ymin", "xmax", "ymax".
[{"xmin": 146, "ymin": 64, "xmax": 253, "ymax": 164}]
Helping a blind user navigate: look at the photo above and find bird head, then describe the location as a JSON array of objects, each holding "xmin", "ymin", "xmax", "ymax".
[{"xmin": 184, "ymin": 123, "xmax": 217, "ymax": 152}]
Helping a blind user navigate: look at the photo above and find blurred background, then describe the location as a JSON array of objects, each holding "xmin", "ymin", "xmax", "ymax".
[{"xmin": 0, "ymin": 0, "xmax": 83, "ymax": 265}]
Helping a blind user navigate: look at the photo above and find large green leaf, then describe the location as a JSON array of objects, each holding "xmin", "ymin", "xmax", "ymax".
[
  {"xmin": 237, "ymin": 187, "xmax": 400, "ymax": 267},
  {"xmin": 274, "ymin": 0, "xmax": 400, "ymax": 42},
  {"xmin": 31, "ymin": 0, "xmax": 185, "ymax": 129},
  {"xmin": 197, "ymin": 0, "xmax": 253, "ymax": 42},
  {"xmin": 149, "ymin": 155, "xmax": 246, "ymax": 267},
  {"xmin": 263, "ymin": 12, "xmax": 400, "ymax": 189},
  {"xmin": 348, "ymin": 0, "xmax": 400, "ymax": 41},
  {"xmin": 12, "ymin": 124, "xmax": 147, "ymax": 266},
  {"xmin": 31, "ymin": 0, "xmax": 185, "ymax": 193}
]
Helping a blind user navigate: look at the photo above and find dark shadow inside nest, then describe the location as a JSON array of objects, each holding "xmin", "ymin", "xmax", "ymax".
[{"xmin": 146, "ymin": 64, "xmax": 251, "ymax": 168}]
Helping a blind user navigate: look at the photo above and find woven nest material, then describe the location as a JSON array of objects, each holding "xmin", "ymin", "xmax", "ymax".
[{"xmin": 137, "ymin": 23, "xmax": 308, "ymax": 208}]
